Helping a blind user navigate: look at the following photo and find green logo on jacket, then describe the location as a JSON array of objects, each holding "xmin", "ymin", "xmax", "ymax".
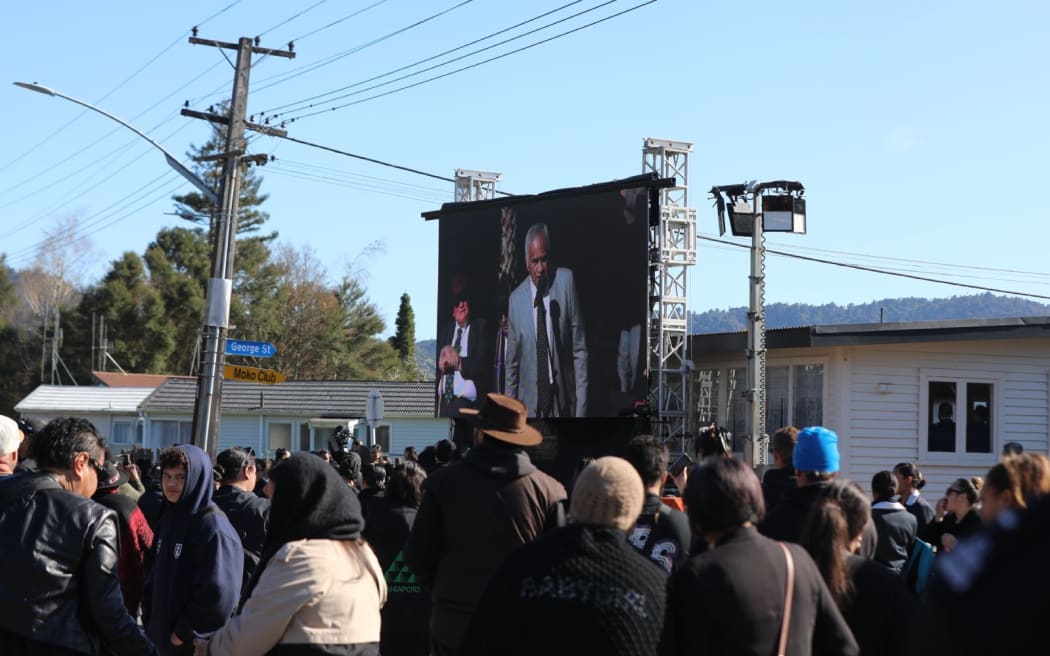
[{"xmin": 385, "ymin": 550, "xmax": 422, "ymax": 594}]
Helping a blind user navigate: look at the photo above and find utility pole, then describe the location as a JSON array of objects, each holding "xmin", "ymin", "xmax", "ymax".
[{"xmin": 183, "ymin": 34, "xmax": 293, "ymax": 459}]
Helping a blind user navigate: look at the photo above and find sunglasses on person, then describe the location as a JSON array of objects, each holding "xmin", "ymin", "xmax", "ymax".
[{"xmin": 946, "ymin": 487, "xmax": 963, "ymax": 496}]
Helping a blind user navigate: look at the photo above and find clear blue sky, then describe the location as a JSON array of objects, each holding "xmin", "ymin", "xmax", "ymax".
[{"xmin": 3, "ymin": 0, "xmax": 1048, "ymax": 341}]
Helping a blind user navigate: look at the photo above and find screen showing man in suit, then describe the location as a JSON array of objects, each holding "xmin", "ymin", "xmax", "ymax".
[
  {"xmin": 432, "ymin": 178, "xmax": 651, "ymax": 419},
  {"xmin": 506, "ymin": 223, "xmax": 587, "ymax": 417}
]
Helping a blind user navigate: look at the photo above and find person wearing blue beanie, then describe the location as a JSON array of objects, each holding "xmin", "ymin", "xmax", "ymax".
[
  {"xmin": 792, "ymin": 426, "xmax": 840, "ymax": 474},
  {"xmin": 760, "ymin": 426, "xmax": 875, "ymax": 556}
]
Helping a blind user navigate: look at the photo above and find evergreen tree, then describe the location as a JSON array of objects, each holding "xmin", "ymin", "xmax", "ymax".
[
  {"xmin": 334, "ymin": 276, "xmax": 404, "ymax": 380},
  {"xmin": 76, "ymin": 252, "xmax": 174, "ymax": 374},
  {"xmin": 389, "ymin": 292, "xmax": 416, "ymax": 366},
  {"xmin": 170, "ymin": 130, "xmax": 282, "ymax": 351}
]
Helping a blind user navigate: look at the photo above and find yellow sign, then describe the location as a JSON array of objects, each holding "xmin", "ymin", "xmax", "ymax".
[{"xmin": 223, "ymin": 364, "xmax": 285, "ymax": 385}]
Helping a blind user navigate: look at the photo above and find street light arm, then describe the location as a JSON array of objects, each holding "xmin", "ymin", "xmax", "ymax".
[{"xmin": 13, "ymin": 81, "xmax": 219, "ymax": 204}]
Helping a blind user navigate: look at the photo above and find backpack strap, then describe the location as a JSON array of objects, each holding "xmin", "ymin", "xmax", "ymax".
[{"xmin": 641, "ymin": 503, "xmax": 672, "ymax": 555}]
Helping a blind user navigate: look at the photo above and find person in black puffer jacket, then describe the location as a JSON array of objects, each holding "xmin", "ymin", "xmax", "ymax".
[{"xmin": 462, "ymin": 456, "xmax": 664, "ymax": 656}]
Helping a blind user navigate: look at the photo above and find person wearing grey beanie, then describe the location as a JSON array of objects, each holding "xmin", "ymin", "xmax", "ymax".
[{"xmin": 462, "ymin": 457, "xmax": 665, "ymax": 656}]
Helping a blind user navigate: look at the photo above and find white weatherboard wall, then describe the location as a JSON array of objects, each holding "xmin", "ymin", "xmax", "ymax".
[
  {"xmin": 389, "ymin": 418, "xmax": 451, "ymax": 456},
  {"xmin": 846, "ymin": 338, "xmax": 1050, "ymax": 493},
  {"xmin": 691, "ymin": 336, "xmax": 1050, "ymax": 495},
  {"xmin": 219, "ymin": 415, "xmax": 264, "ymax": 455}
]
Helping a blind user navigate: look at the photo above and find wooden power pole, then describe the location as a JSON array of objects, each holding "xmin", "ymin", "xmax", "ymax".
[{"xmin": 183, "ymin": 34, "xmax": 293, "ymax": 459}]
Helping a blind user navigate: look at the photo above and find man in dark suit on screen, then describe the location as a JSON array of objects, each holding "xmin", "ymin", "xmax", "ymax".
[
  {"xmin": 437, "ymin": 290, "xmax": 490, "ymax": 417},
  {"xmin": 506, "ymin": 223, "xmax": 588, "ymax": 418}
]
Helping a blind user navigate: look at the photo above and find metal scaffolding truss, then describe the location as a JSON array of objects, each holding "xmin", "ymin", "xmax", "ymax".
[
  {"xmin": 643, "ymin": 138, "xmax": 696, "ymax": 444},
  {"xmin": 454, "ymin": 169, "xmax": 502, "ymax": 202}
]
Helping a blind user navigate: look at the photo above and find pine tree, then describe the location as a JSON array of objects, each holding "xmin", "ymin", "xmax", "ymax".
[{"xmin": 389, "ymin": 293, "xmax": 416, "ymax": 367}]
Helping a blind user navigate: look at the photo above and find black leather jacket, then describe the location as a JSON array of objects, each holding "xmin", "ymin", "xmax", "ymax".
[{"xmin": 0, "ymin": 472, "xmax": 157, "ymax": 655}]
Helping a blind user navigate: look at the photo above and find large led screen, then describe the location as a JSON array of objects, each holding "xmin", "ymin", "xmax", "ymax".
[{"xmin": 429, "ymin": 177, "xmax": 654, "ymax": 419}]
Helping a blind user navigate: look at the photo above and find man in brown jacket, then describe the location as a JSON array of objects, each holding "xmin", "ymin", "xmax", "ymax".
[{"xmin": 405, "ymin": 393, "xmax": 567, "ymax": 656}]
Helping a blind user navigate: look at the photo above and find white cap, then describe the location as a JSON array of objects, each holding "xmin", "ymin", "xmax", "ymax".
[{"xmin": 0, "ymin": 416, "xmax": 21, "ymax": 456}]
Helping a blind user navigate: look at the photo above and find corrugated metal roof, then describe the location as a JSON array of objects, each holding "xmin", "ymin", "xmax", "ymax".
[
  {"xmin": 15, "ymin": 385, "xmax": 157, "ymax": 414},
  {"xmin": 140, "ymin": 378, "xmax": 436, "ymax": 417}
]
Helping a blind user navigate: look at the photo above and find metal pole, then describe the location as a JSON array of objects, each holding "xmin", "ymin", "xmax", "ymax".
[
  {"xmin": 192, "ymin": 37, "xmax": 253, "ymax": 459},
  {"xmin": 747, "ymin": 193, "xmax": 768, "ymax": 467}
]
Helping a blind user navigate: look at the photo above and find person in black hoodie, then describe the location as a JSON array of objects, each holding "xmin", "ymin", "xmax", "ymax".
[
  {"xmin": 213, "ymin": 447, "xmax": 270, "ymax": 594},
  {"xmin": 870, "ymin": 470, "xmax": 917, "ymax": 574},
  {"xmin": 893, "ymin": 462, "xmax": 935, "ymax": 536},
  {"xmin": 364, "ymin": 461, "xmax": 431, "ymax": 656},
  {"xmin": 798, "ymin": 480, "xmax": 913, "ymax": 656},
  {"xmin": 197, "ymin": 453, "xmax": 386, "ymax": 655},
  {"xmin": 623, "ymin": 434, "xmax": 691, "ymax": 573},
  {"xmin": 144, "ymin": 444, "xmax": 243, "ymax": 655}
]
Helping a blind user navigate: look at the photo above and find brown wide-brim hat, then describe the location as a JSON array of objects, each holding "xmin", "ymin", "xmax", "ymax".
[{"xmin": 460, "ymin": 393, "xmax": 543, "ymax": 447}]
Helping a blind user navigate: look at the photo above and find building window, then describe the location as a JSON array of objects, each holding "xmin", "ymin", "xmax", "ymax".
[
  {"xmin": 924, "ymin": 378, "xmax": 994, "ymax": 455},
  {"xmin": 356, "ymin": 422, "xmax": 392, "ymax": 452},
  {"xmin": 711, "ymin": 363, "xmax": 823, "ymax": 438},
  {"xmin": 268, "ymin": 422, "xmax": 293, "ymax": 455},
  {"xmin": 150, "ymin": 420, "xmax": 192, "ymax": 448},
  {"xmin": 110, "ymin": 420, "xmax": 137, "ymax": 445}
]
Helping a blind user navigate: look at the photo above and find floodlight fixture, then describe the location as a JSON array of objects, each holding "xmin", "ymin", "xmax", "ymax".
[{"xmin": 711, "ymin": 180, "xmax": 806, "ymax": 237}]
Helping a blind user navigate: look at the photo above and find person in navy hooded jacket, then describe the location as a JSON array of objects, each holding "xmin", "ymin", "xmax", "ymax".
[{"xmin": 145, "ymin": 444, "xmax": 243, "ymax": 655}]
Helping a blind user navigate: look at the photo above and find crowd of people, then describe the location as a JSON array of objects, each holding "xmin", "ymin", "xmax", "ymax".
[{"xmin": 0, "ymin": 395, "xmax": 1048, "ymax": 655}]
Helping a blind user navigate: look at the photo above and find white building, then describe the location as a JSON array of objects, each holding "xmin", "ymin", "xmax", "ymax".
[
  {"xmin": 16, "ymin": 377, "xmax": 449, "ymax": 458},
  {"xmin": 689, "ymin": 317, "xmax": 1050, "ymax": 491}
]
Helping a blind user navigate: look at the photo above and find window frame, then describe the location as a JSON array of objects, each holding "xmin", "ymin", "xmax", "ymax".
[
  {"xmin": 109, "ymin": 418, "xmax": 139, "ymax": 446},
  {"xmin": 698, "ymin": 356, "xmax": 827, "ymax": 437},
  {"xmin": 266, "ymin": 420, "xmax": 294, "ymax": 456},
  {"xmin": 918, "ymin": 368, "xmax": 1001, "ymax": 465}
]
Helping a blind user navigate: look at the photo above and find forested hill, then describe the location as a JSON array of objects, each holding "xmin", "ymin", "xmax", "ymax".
[{"xmin": 690, "ymin": 293, "xmax": 1050, "ymax": 334}]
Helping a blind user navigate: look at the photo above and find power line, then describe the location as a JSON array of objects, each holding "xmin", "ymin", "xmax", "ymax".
[
  {"xmin": 267, "ymin": 166, "xmax": 450, "ymax": 204},
  {"xmin": 242, "ymin": 1, "xmax": 474, "ymax": 98},
  {"xmin": 744, "ymin": 236, "xmax": 1050, "ymax": 279},
  {"xmin": 258, "ymin": 0, "xmax": 587, "ymax": 116},
  {"xmin": 6, "ymin": 171, "xmax": 184, "ymax": 266},
  {"xmin": 277, "ymin": 134, "xmax": 454, "ymax": 186},
  {"xmin": 274, "ymin": 158, "xmax": 454, "ymax": 195},
  {"xmin": 280, "ymin": 0, "xmax": 658, "ymax": 122},
  {"xmin": 698, "ymin": 235, "xmax": 1050, "ymax": 301},
  {"xmin": 0, "ymin": 0, "xmax": 243, "ymax": 175},
  {"xmin": 257, "ymin": 0, "xmax": 330, "ymax": 38},
  {"xmin": 289, "ymin": 0, "xmax": 390, "ymax": 42}
]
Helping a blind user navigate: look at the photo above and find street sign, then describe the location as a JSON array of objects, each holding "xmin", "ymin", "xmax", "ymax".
[
  {"xmin": 225, "ymin": 339, "xmax": 276, "ymax": 358},
  {"xmin": 223, "ymin": 364, "xmax": 285, "ymax": 385}
]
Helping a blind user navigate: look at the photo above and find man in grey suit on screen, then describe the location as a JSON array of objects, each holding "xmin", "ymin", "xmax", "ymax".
[{"xmin": 506, "ymin": 223, "xmax": 588, "ymax": 417}]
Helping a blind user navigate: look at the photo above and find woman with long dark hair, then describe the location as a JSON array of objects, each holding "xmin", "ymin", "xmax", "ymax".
[
  {"xmin": 798, "ymin": 480, "xmax": 913, "ymax": 656},
  {"xmin": 195, "ymin": 454, "xmax": 386, "ymax": 656},
  {"xmin": 666, "ymin": 457, "xmax": 857, "ymax": 655}
]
